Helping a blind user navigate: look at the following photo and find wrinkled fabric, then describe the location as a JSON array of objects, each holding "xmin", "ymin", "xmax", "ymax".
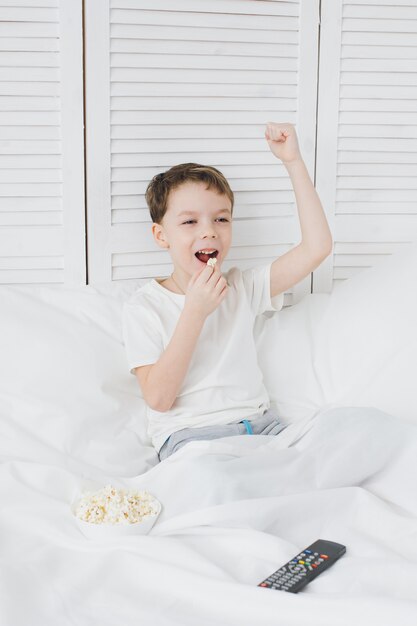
[{"xmin": 1, "ymin": 406, "xmax": 416, "ymax": 625}]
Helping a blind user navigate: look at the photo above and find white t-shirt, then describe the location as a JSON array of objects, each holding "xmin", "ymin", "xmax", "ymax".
[{"xmin": 122, "ymin": 263, "xmax": 284, "ymax": 453}]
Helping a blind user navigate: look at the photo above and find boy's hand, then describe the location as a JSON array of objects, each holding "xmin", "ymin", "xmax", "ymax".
[
  {"xmin": 264, "ymin": 122, "xmax": 302, "ymax": 165},
  {"xmin": 184, "ymin": 263, "xmax": 228, "ymax": 319}
]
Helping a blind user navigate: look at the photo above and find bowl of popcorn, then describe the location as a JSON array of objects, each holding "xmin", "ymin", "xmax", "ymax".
[{"xmin": 72, "ymin": 483, "xmax": 162, "ymax": 538}]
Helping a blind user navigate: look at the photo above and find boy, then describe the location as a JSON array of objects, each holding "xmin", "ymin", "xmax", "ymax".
[{"xmin": 122, "ymin": 122, "xmax": 333, "ymax": 461}]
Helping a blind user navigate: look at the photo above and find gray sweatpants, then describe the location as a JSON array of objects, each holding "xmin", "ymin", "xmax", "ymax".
[{"xmin": 158, "ymin": 407, "xmax": 288, "ymax": 461}]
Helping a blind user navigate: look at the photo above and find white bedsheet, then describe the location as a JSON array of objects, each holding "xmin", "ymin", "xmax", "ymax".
[
  {"xmin": 1, "ymin": 406, "xmax": 416, "ymax": 625},
  {"xmin": 1, "ymin": 244, "xmax": 417, "ymax": 624}
]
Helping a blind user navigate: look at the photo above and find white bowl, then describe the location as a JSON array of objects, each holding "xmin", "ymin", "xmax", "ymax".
[{"xmin": 71, "ymin": 485, "xmax": 162, "ymax": 539}]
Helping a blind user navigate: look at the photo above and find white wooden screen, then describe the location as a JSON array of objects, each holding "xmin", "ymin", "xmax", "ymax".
[
  {"xmin": 0, "ymin": 0, "xmax": 85, "ymax": 286},
  {"xmin": 314, "ymin": 0, "xmax": 417, "ymax": 293},
  {"xmin": 85, "ymin": 0, "xmax": 321, "ymax": 305}
]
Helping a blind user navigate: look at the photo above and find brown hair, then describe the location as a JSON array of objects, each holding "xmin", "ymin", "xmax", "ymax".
[{"xmin": 145, "ymin": 163, "xmax": 234, "ymax": 224}]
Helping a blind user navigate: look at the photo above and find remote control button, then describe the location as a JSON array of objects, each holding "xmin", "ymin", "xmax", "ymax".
[{"xmin": 320, "ymin": 554, "xmax": 329, "ymax": 559}]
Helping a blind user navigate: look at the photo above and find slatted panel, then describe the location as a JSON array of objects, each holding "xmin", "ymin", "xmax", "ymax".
[
  {"xmin": 83, "ymin": 0, "xmax": 318, "ymax": 302},
  {"xmin": 314, "ymin": 0, "xmax": 417, "ymax": 293},
  {"xmin": 109, "ymin": 0, "xmax": 300, "ymax": 293},
  {"xmin": 0, "ymin": 0, "xmax": 85, "ymax": 285}
]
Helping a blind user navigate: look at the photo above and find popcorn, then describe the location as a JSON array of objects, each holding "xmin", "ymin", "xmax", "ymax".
[
  {"xmin": 74, "ymin": 484, "xmax": 160, "ymax": 525},
  {"xmin": 207, "ymin": 256, "xmax": 217, "ymax": 267}
]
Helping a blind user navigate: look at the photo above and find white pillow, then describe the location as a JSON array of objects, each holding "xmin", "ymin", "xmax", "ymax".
[
  {"xmin": 257, "ymin": 243, "xmax": 417, "ymax": 424},
  {"xmin": 0, "ymin": 281, "xmax": 156, "ymax": 475}
]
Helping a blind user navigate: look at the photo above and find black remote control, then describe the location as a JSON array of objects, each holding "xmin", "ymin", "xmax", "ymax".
[{"xmin": 258, "ymin": 539, "xmax": 346, "ymax": 593}]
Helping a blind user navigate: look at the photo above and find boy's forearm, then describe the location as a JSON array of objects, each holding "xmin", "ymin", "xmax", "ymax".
[
  {"xmin": 284, "ymin": 158, "xmax": 333, "ymax": 254},
  {"xmin": 145, "ymin": 305, "xmax": 205, "ymax": 412}
]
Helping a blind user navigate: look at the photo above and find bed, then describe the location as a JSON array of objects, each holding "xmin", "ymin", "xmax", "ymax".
[{"xmin": 1, "ymin": 244, "xmax": 416, "ymax": 625}]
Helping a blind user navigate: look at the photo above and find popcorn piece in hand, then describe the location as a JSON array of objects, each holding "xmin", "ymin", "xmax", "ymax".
[{"xmin": 207, "ymin": 257, "xmax": 217, "ymax": 267}]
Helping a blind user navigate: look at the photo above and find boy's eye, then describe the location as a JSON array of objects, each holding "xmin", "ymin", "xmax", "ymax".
[{"xmin": 182, "ymin": 218, "xmax": 229, "ymax": 225}]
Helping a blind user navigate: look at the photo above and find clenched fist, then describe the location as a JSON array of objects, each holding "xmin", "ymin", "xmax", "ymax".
[{"xmin": 265, "ymin": 122, "xmax": 302, "ymax": 165}]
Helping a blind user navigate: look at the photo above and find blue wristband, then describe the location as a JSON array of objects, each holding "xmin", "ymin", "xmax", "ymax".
[{"xmin": 241, "ymin": 419, "xmax": 253, "ymax": 435}]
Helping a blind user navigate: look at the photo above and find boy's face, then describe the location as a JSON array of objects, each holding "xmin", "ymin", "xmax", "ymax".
[{"xmin": 152, "ymin": 181, "xmax": 233, "ymax": 278}]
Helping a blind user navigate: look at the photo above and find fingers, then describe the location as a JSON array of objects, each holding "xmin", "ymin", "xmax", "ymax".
[
  {"xmin": 192, "ymin": 262, "xmax": 215, "ymax": 286},
  {"xmin": 202, "ymin": 263, "xmax": 216, "ymax": 283},
  {"xmin": 213, "ymin": 272, "xmax": 227, "ymax": 293},
  {"xmin": 187, "ymin": 261, "xmax": 228, "ymax": 307},
  {"xmin": 217, "ymin": 281, "xmax": 228, "ymax": 302},
  {"xmin": 266, "ymin": 122, "xmax": 292, "ymax": 142},
  {"xmin": 208, "ymin": 263, "xmax": 225, "ymax": 286}
]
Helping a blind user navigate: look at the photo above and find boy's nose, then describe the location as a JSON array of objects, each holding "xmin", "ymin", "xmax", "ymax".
[{"xmin": 200, "ymin": 230, "xmax": 217, "ymax": 239}]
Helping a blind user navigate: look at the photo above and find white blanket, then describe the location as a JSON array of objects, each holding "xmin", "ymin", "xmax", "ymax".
[
  {"xmin": 1, "ymin": 244, "xmax": 417, "ymax": 625},
  {"xmin": 1, "ymin": 406, "xmax": 416, "ymax": 625}
]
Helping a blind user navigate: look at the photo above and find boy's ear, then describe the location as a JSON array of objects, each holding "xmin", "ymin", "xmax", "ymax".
[{"xmin": 152, "ymin": 222, "xmax": 170, "ymax": 249}]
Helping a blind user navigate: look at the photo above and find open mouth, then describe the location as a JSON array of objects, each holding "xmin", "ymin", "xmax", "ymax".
[{"xmin": 195, "ymin": 250, "xmax": 219, "ymax": 264}]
